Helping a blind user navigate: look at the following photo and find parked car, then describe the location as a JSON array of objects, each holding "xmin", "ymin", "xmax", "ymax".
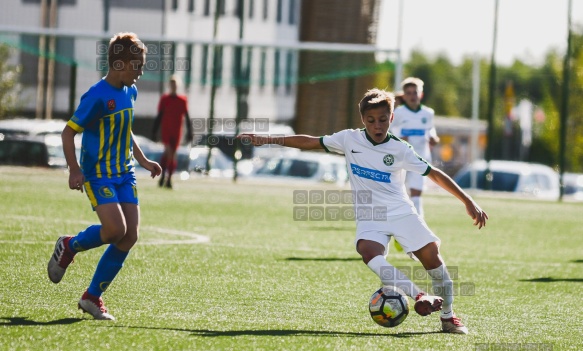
[
  {"xmin": 189, "ymin": 146, "xmax": 255, "ymax": 178},
  {"xmin": 250, "ymin": 151, "xmax": 348, "ymax": 185},
  {"xmin": 563, "ymin": 172, "xmax": 583, "ymax": 202},
  {"xmin": 453, "ymin": 160, "xmax": 560, "ymax": 200},
  {"xmin": 0, "ymin": 118, "xmax": 67, "ymax": 137},
  {"xmin": 0, "ymin": 134, "xmax": 50, "ymax": 167},
  {"xmin": 0, "ymin": 118, "xmax": 82, "ymax": 167}
]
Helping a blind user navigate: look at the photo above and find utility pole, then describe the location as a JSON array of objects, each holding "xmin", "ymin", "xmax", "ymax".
[
  {"xmin": 45, "ymin": 0, "xmax": 58, "ymax": 119},
  {"xmin": 484, "ymin": 0, "xmax": 499, "ymax": 190},
  {"xmin": 233, "ymin": 0, "xmax": 247, "ymax": 182},
  {"xmin": 205, "ymin": 0, "xmax": 222, "ymax": 173},
  {"xmin": 559, "ymin": 0, "xmax": 573, "ymax": 201},
  {"xmin": 35, "ymin": 0, "xmax": 48, "ymax": 119}
]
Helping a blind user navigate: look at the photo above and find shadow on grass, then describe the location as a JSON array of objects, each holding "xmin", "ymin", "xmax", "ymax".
[
  {"xmin": 303, "ymin": 226, "xmax": 352, "ymax": 232},
  {"xmin": 571, "ymin": 259, "xmax": 583, "ymax": 263},
  {"xmin": 0, "ymin": 316, "xmax": 84, "ymax": 326},
  {"xmin": 285, "ymin": 257, "xmax": 361, "ymax": 262},
  {"xmin": 104, "ymin": 325, "xmax": 441, "ymax": 338},
  {"xmin": 519, "ymin": 277, "xmax": 583, "ymax": 283}
]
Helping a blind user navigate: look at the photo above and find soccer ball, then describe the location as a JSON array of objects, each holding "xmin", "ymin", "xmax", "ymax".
[{"xmin": 369, "ymin": 286, "xmax": 409, "ymax": 328}]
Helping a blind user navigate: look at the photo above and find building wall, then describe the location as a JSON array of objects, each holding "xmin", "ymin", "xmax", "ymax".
[
  {"xmin": 294, "ymin": 0, "xmax": 380, "ymax": 136},
  {"xmin": 165, "ymin": 0, "xmax": 300, "ymax": 128}
]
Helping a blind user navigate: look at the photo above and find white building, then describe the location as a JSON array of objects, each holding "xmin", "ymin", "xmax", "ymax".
[{"xmin": 0, "ymin": 0, "xmax": 301, "ymax": 128}]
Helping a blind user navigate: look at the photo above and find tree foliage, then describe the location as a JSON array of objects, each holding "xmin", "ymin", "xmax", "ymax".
[
  {"xmin": 394, "ymin": 28, "xmax": 583, "ymax": 173},
  {"xmin": 0, "ymin": 44, "xmax": 22, "ymax": 119}
]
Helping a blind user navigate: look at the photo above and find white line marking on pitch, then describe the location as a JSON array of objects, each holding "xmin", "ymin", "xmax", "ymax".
[{"xmin": 1, "ymin": 215, "xmax": 210, "ymax": 245}]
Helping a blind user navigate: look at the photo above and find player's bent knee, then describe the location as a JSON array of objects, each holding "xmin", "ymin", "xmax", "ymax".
[{"xmin": 356, "ymin": 240, "xmax": 385, "ymax": 264}]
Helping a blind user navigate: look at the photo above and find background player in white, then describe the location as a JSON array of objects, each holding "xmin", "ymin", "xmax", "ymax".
[
  {"xmin": 238, "ymin": 88, "xmax": 488, "ymax": 334},
  {"xmin": 390, "ymin": 77, "xmax": 439, "ymax": 217}
]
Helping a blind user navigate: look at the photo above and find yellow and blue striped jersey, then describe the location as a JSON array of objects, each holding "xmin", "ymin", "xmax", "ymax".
[{"xmin": 67, "ymin": 79, "xmax": 138, "ymax": 178}]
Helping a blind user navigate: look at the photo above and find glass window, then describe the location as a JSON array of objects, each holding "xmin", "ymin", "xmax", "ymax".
[
  {"xmin": 248, "ymin": 0, "xmax": 254, "ymax": 18},
  {"xmin": 273, "ymin": 49, "xmax": 280, "ymax": 88},
  {"xmin": 200, "ymin": 45, "xmax": 209, "ymax": 85},
  {"xmin": 276, "ymin": 0, "xmax": 282, "ymax": 23},
  {"xmin": 288, "ymin": 0, "xmax": 296, "ymax": 24}
]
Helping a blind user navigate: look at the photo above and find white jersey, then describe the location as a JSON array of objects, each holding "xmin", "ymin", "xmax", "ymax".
[
  {"xmin": 390, "ymin": 104, "xmax": 436, "ymax": 161},
  {"xmin": 321, "ymin": 129, "xmax": 431, "ymax": 231}
]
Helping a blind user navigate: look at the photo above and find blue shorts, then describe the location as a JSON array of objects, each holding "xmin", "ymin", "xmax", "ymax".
[{"xmin": 83, "ymin": 172, "xmax": 138, "ymax": 210}]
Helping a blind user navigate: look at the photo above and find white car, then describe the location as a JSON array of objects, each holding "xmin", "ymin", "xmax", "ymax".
[
  {"xmin": 563, "ymin": 172, "xmax": 583, "ymax": 202},
  {"xmin": 251, "ymin": 151, "xmax": 348, "ymax": 185},
  {"xmin": 453, "ymin": 160, "xmax": 560, "ymax": 200}
]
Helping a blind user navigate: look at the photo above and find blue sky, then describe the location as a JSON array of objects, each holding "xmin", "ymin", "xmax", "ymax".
[{"xmin": 377, "ymin": 0, "xmax": 583, "ymax": 65}]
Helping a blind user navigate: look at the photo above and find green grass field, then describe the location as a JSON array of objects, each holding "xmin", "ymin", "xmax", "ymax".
[{"xmin": 1, "ymin": 167, "xmax": 582, "ymax": 351}]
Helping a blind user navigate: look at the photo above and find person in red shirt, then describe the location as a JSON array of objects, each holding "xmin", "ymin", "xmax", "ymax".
[{"xmin": 152, "ymin": 75, "xmax": 193, "ymax": 188}]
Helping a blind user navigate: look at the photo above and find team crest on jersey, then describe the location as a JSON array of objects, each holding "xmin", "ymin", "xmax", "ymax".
[
  {"xmin": 383, "ymin": 154, "xmax": 395, "ymax": 166},
  {"xmin": 98, "ymin": 186, "xmax": 115, "ymax": 198},
  {"xmin": 422, "ymin": 117, "xmax": 427, "ymax": 124},
  {"xmin": 107, "ymin": 99, "xmax": 116, "ymax": 111}
]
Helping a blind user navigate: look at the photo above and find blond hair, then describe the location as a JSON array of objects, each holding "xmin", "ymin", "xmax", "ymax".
[
  {"xmin": 400, "ymin": 77, "xmax": 424, "ymax": 93},
  {"xmin": 358, "ymin": 88, "xmax": 395, "ymax": 115}
]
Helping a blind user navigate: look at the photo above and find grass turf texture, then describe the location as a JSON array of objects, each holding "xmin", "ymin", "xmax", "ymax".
[{"xmin": 0, "ymin": 167, "xmax": 582, "ymax": 351}]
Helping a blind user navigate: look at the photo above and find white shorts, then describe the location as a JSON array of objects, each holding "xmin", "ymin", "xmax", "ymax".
[
  {"xmin": 406, "ymin": 171, "xmax": 426, "ymax": 191},
  {"xmin": 354, "ymin": 213, "xmax": 440, "ymax": 256}
]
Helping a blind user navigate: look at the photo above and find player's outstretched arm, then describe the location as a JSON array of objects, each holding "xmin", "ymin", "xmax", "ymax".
[
  {"xmin": 237, "ymin": 134, "xmax": 323, "ymax": 150},
  {"xmin": 427, "ymin": 167, "xmax": 488, "ymax": 229}
]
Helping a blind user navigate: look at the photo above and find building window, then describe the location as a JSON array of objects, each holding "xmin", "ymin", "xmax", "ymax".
[
  {"xmin": 259, "ymin": 49, "xmax": 266, "ymax": 88},
  {"xmin": 218, "ymin": 0, "xmax": 225, "ymax": 15},
  {"xmin": 288, "ymin": 0, "xmax": 296, "ymax": 24},
  {"xmin": 172, "ymin": 0, "xmax": 178, "ymax": 11},
  {"xmin": 204, "ymin": 0, "xmax": 210, "ymax": 16},
  {"xmin": 201, "ymin": 44, "xmax": 209, "ymax": 86},
  {"xmin": 262, "ymin": 0, "xmax": 268, "ymax": 20},
  {"xmin": 248, "ymin": 0, "xmax": 254, "ymax": 19},
  {"xmin": 185, "ymin": 44, "xmax": 193, "ymax": 89},
  {"xmin": 285, "ymin": 50, "xmax": 293, "ymax": 93},
  {"xmin": 212, "ymin": 45, "xmax": 224, "ymax": 86},
  {"xmin": 273, "ymin": 49, "xmax": 280, "ymax": 88},
  {"xmin": 276, "ymin": 0, "xmax": 282, "ymax": 23},
  {"xmin": 244, "ymin": 48, "xmax": 252, "ymax": 86},
  {"xmin": 188, "ymin": 0, "xmax": 194, "ymax": 12}
]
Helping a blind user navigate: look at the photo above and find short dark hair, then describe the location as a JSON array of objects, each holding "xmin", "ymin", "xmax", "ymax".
[
  {"xmin": 358, "ymin": 88, "xmax": 395, "ymax": 115},
  {"xmin": 108, "ymin": 32, "xmax": 147, "ymax": 69}
]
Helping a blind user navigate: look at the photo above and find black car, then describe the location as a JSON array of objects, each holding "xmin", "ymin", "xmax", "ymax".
[{"xmin": 0, "ymin": 134, "xmax": 50, "ymax": 167}]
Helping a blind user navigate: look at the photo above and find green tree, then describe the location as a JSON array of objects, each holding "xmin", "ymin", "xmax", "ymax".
[{"xmin": 0, "ymin": 44, "xmax": 22, "ymax": 119}]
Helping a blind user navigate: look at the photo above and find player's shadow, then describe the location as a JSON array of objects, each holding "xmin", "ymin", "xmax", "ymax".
[
  {"xmin": 519, "ymin": 277, "xmax": 583, "ymax": 283},
  {"xmin": 571, "ymin": 259, "xmax": 583, "ymax": 263},
  {"xmin": 0, "ymin": 316, "xmax": 84, "ymax": 326},
  {"xmin": 104, "ymin": 325, "xmax": 440, "ymax": 338},
  {"xmin": 284, "ymin": 257, "xmax": 361, "ymax": 262}
]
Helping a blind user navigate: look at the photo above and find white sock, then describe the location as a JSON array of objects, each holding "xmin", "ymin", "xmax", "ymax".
[
  {"xmin": 367, "ymin": 255, "xmax": 423, "ymax": 299},
  {"xmin": 411, "ymin": 196, "xmax": 423, "ymax": 218},
  {"xmin": 426, "ymin": 264, "xmax": 454, "ymax": 318}
]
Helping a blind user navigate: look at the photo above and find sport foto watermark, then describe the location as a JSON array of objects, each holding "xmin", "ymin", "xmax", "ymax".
[
  {"xmin": 96, "ymin": 41, "xmax": 190, "ymax": 71},
  {"xmin": 293, "ymin": 190, "xmax": 383, "ymax": 221},
  {"xmin": 380, "ymin": 265, "xmax": 476, "ymax": 296},
  {"xmin": 475, "ymin": 343, "xmax": 553, "ymax": 351}
]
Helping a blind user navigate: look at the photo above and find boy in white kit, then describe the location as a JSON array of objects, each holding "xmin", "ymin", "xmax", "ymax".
[
  {"xmin": 390, "ymin": 77, "xmax": 439, "ymax": 217},
  {"xmin": 238, "ymin": 88, "xmax": 488, "ymax": 334}
]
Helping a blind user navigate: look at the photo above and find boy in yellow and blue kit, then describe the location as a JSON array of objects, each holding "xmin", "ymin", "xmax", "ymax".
[{"xmin": 48, "ymin": 32, "xmax": 161, "ymax": 320}]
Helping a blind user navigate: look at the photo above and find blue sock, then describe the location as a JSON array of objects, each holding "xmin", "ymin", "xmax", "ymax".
[
  {"xmin": 69, "ymin": 225, "xmax": 103, "ymax": 253},
  {"xmin": 87, "ymin": 245, "xmax": 129, "ymax": 297}
]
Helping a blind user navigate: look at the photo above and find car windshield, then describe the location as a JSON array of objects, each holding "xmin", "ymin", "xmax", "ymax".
[{"xmin": 455, "ymin": 170, "xmax": 520, "ymax": 192}]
